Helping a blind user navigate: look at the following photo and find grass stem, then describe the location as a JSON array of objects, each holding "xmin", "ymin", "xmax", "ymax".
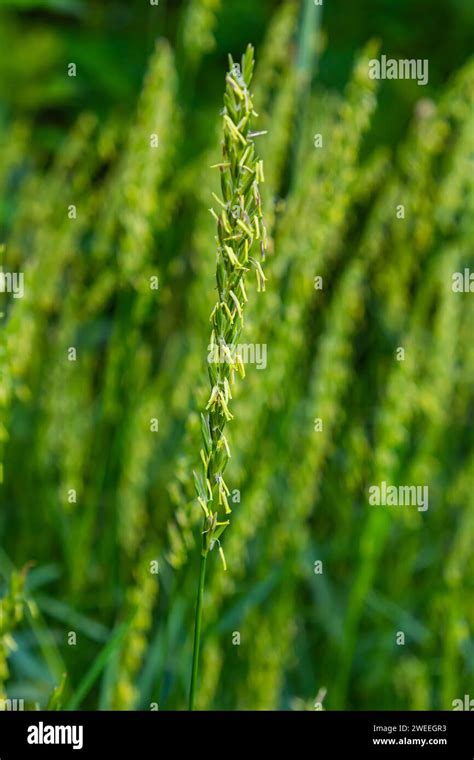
[{"xmin": 189, "ymin": 550, "xmax": 207, "ymax": 710}]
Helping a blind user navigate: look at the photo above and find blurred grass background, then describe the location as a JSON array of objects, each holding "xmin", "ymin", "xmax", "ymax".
[{"xmin": 0, "ymin": 0, "xmax": 472, "ymax": 710}]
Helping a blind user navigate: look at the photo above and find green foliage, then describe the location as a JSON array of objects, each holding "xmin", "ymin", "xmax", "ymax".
[{"xmin": 0, "ymin": 0, "xmax": 472, "ymax": 711}]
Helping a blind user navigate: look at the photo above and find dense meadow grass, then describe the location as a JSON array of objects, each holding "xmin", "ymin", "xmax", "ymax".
[{"xmin": 0, "ymin": 0, "xmax": 472, "ymax": 710}]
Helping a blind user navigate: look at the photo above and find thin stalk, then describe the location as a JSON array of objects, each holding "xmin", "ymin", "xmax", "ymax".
[
  {"xmin": 189, "ymin": 551, "xmax": 207, "ymax": 710},
  {"xmin": 288, "ymin": 0, "xmax": 322, "ymax": 191}
]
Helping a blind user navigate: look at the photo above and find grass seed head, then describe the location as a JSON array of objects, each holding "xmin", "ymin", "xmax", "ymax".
[{"xmin": 196, "ymin": 44, "xmax": 267, "ymax": 568}]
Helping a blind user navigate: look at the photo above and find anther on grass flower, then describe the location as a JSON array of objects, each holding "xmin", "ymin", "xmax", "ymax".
[{"xmin": 189, "ymin": 43, "xmax": 267, "ymax": 711}]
